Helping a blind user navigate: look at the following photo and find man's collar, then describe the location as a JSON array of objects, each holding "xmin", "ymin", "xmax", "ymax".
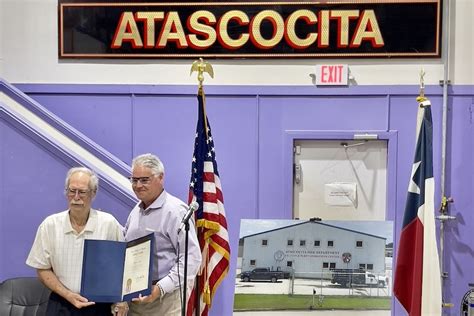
[
  {"xmin": 140, "ymin": 190, "xmax": 167, "ymax": 213},
  {"xmin": 64, "ymin": 209, "xmax": 97, "ymax": 234}
]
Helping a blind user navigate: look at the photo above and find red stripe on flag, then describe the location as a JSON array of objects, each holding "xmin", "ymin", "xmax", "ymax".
[
  {"xmin": 203, "ymin": 172, "xmax": 215, "ymax": 182},
  {"xmin": 212, "ymin": 234, "xmax": 231, "ymax": 252},
  {"xmin": 202, "ymin": 192, "xmax": 217, "ymax": 203},
  {"xmin": 209, "ymin": 257, "xmax": 229, "ymax": 285},
  {"xmin": 394, "ymin": 218, "xmax": 424, "ymax": 316},
  {"xmin": 187, "ymin": 288, "xmax": 196, "ymax": 316},
  {"xmin": 215, "ymin": 188, "xmax": 224, "ymax": 203}
]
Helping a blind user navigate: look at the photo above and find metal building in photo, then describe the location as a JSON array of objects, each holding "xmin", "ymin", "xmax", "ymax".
[{"xmin": 240, "ymin": 219, "xmax": 387, "ymax": 279}]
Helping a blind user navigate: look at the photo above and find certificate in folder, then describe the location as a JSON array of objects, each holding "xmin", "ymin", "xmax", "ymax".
[{"xmin": 80, "ymin": 233, "xmax": 154, "ymax": 302}]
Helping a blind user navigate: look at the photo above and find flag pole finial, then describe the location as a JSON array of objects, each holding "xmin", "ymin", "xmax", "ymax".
[
  {"xmin": 417, "ymin": 68, "xmax": 427, "ymax": 103},
  {"xmin": 190, "ymin": 58, "xmax": 214, "ymax": 90}
]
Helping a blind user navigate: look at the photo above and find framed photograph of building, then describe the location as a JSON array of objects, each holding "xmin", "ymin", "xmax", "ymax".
[{"xmin": 234, "ymin": 218, "xmax": 393, "ymax": 312}]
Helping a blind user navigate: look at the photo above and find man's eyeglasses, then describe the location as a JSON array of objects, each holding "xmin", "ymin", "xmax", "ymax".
[
  {"xmin": 129, "ymin": 176, "xmax": 153, "ymax": 185},
  {"xmin": 66, "ymin": 188, "xmax": 91, "ymax": 197}
]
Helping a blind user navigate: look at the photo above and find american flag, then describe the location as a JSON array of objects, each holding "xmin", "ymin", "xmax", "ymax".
[
  {"xmin": 393, "ymin": 98, "xmax": 442, "ymax": 316},
  {"xmin": 187, "ymin": 88, "xmax": 230, "ymax": 316}
]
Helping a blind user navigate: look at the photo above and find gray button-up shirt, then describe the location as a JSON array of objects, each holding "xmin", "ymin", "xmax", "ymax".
[{"xmin": 124, "ymin": 190, "xmax": 202, "ymax": 295}]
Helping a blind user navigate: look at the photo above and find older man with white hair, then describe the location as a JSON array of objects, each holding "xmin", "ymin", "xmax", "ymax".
[{"xmin": 26, "ymin": 167, "xmax": 126, "ymax": 316}]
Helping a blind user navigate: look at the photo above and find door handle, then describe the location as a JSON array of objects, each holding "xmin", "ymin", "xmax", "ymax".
[{"xmin": 294, "ymin": 163, "xmax": 301, "ymax": 184}]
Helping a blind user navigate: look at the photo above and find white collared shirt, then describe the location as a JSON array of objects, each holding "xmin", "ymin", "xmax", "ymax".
[{"xmin": 26, "ymin": 209, "xmax": 124, "ymax": 293}]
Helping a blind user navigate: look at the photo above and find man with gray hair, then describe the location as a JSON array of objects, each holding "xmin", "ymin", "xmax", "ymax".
[
  {"xmin": 26, "ymin": 167, "xmax": 126, "ymax": 316},
  {"xmin": 124, "ymin": 153, "xmax": 201, "ymax": 315}
]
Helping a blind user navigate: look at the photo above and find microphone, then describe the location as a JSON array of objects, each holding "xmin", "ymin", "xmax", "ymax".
[{"xmin": 177, "ymin": 201, "xmax": 199, "ymax": 234}]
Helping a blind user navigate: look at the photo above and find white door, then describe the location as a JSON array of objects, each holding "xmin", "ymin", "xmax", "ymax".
[{"xmin": 293, "ymin": 139, "xmax": 387, "ymax": 221}]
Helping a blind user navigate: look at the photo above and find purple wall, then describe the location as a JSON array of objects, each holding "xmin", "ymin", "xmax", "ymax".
[{"xmin": 1, "ymin": 83, "xmax": 473, "ymax": 316}]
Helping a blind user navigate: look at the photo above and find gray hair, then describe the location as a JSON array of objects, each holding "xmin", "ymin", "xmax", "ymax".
[
  {"xmin": 132, "ymin": 153, "xmax": 165, "ymax": 176},
  {"xmin": 65, "ymin": 167, "xmax": 99, "ymax": 193}
]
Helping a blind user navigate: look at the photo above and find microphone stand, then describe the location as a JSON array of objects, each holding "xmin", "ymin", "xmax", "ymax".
[{"xmin": 182, "ymin": 220, "xmax": 190, "ymax": 316}]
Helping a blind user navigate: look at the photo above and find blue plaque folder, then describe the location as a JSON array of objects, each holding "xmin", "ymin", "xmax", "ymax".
[{"xmin": 80, "ymin": 233, "xmax": 154, "ymax": 302}]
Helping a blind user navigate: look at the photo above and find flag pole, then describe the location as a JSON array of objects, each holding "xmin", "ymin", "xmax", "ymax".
[
  {"xmin": 424, "ymin": 58, "xmax": 457, "ymax": 311},
  {"xmin": 189, "ymin": 57, "xmax": 214, "ymax": 316},
  {"xmin": 417, "ymin": 68, "xmax": 455, "ymax": 310}
]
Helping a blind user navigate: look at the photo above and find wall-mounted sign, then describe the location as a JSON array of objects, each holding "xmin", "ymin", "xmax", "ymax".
[
  {"xmin": 342, "ymin": 252, "xmax": 352, "ymax": 263},
  {"xmin": 324, "ymin": 182, "xmax": 357, "ymax": 207},
  {"xmin": 285, "ymin": 249, "xmax": 340, "ymax": 259},
  {"xmin": 315, "ymin": 65, "xmax": 349, "ymax": 86},
  {"xmin": 58, "ymin": 0, "xmax": 442, "ymax": 59}
]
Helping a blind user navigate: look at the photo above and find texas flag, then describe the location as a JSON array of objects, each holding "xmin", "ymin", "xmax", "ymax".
[{"xmin": 393, "ymin": 99, "xmax": 442, "ymax": 316}]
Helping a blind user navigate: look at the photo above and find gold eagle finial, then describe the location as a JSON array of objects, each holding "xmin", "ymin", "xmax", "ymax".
[{"xmin": 190, "ymin": 58, "xmax": 214, "ymax": 89}]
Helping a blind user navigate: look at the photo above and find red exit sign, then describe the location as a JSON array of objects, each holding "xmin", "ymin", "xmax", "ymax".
[{"xmin": 315, "ymin": 64, "xmax": 349, "ymax": 86}]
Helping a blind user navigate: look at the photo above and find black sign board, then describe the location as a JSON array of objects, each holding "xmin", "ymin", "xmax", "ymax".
[{"xmin": 58, "ymin": 0, "xmax": 442, "ymax": 59}]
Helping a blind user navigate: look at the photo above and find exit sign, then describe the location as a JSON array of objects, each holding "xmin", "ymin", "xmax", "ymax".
[{"xmin": 315, "ymin": 65, "xmax": 349, "ymax": 86}]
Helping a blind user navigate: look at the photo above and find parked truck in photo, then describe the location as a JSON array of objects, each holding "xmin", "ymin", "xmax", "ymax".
[
  {"xmin": 240, "ymin": 267, "xmax": 285, "ymax": 283},
  {"xmin": 330, "ymin": 268, "xmax": 386, "ymax": 288}
]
